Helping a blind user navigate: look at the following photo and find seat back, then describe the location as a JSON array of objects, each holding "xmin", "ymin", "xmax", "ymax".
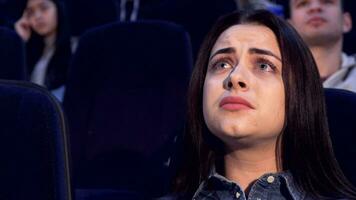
[
  {"xmin": 138, "ymin": 0, "xmax": 237, "ymax": 58},
  {"xmin": 68, "ymin": 0, "xmax": 237, "ymax": 59},
  {"xmin": 324, "ymin": 88, "xmax": 356, "ymax": 186},
  {"xmin": 0, "ymin": 27, "xmax": 26, "ymax": 80},
  {"xmin": 0, "ymin": 80, "xmax": 71, "ymax": 200},
  {"xmin": 63, "ymin": 20, "xmax": 193, "ymax": 197},
  {"xmin": 67, "ymin": 0, "xmax": 119, "ymax": 36}
]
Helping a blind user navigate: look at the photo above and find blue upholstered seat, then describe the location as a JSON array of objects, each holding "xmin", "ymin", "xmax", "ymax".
[
  {"xmin": 0, "ymin": 80, "xmax": 71, "ymax": 200},
  {"xmin": 68, "ymin": 0, "xmax": 237, "ymax": 59},
  {"xmin": 0, "ymin": 27, "xmax": 26, "ymax": 80},
  {"xmin": 63, "ymin": 20, "xmax": 193, "ymax": 198},
  {"xmin": 324, "ymin": 88, "xmax": 356, "ymax": 186}
]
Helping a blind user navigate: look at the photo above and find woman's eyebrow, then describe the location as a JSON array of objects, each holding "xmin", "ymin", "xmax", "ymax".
[
  {"xmin": 209, "ymin": 47, "xmax": 235, "ymax": 61},
  {"xmin": 249, "ymin": 47, "xmax": 281, "ymax": 61}
]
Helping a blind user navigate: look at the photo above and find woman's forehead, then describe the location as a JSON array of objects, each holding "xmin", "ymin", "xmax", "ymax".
[{"xmin": 211, "ymin": 24, "xmax": 281, "ymax": 59}]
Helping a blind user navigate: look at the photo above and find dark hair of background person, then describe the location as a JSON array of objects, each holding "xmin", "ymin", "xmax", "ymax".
[
  {"xmin": 25, "ymin": 0, "xmax": 71, "ymax": 90},
  {"xmin": 172, "ymin": 9, "xmax": 356, "ymax": 199}
]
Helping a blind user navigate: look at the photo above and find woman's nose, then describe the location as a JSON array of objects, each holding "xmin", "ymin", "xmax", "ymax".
[
  {"xmin": 223, "ymin": 65, "xmax": 249, "ymax": 91},
  {"xmin": 33, "ymin": 10, "xmax": 42, "ymax": 20}
]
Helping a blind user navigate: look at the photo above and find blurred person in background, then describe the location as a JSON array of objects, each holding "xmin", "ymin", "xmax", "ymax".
[
  {"xmin": 289, "ymin": 0, "xmax": 356, "ymax": 92},
  {"xmin": 15, "ymin": 0, "xmax": 75, "ymax": 101}
]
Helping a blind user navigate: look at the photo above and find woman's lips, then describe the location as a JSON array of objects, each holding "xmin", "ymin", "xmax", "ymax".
[{"xmin": 219, "ymin": 96, "xmax": 254, "ymax": 111}]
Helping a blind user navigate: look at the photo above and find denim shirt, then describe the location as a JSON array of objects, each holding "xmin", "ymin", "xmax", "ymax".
[
  {"xmin": 192, "ymin": 171, "xmax": 306, "ymax": 200},
  {"xmin": 158, "ymin": 172, "xmax": 352, "ymax": 200}
]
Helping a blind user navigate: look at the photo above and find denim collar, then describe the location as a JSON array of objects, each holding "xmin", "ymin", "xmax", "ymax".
[{"xmin": 193, "ymin": 170, "xmax": 306, "ymax": 200}]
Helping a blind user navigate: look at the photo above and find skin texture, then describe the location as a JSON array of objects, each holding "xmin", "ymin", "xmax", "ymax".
[
  {"xmin": 203, "ymin": 24, "xmax": 285, "ymax": 149},
  {"xmin": 202, "ymin": 24, "xmax": 285, "ymax": 190},
  {"xmin": 15, "ymin": 0, "xmax": 58, "ymax": 41}
]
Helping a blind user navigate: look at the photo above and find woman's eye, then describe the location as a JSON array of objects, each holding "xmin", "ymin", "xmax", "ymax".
[
  {"xmin": 218, "ymin": 62, "xmax": 231, "ymax": 69},
  {"xmin": 296, "ymin": 0, "xmax": 308, "ymax": 7},
  {"xmin": 212, "ymin": 61, "xmax": 233, "ymax": 71},
  {"xmin": 40, "ymin": 4, "xmax": 50, "ymax": 11},
  {"xmin": 26, "ymin": 9, "xmax": 34, "ymax": 18},
  {"xmin": 257, "ymin": 62, "xmax": 275, "ymax": 72}
]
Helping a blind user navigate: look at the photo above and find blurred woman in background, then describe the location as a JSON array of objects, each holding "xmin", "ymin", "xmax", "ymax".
[{"xmin": 15, "ymin": 0, "xmax": 74, "ymax": 101}]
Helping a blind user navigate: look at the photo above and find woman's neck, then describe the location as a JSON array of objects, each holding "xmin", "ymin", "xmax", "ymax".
[
  {"xmin": 44, "ymin": 31, "xmax": 57, "ymax": 48},
  {"xmin": 224, "ymin": 142, "xmax": 278, "ymax": 192}
]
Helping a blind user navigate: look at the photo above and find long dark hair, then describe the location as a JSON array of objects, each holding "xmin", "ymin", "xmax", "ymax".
[
  {"xmin": 173, "ymin": 9, "xmax": 356, "ymax": 199},
  {"xmin": 26, "ymin": 0, "xmax": 71, "ymax": 90}
]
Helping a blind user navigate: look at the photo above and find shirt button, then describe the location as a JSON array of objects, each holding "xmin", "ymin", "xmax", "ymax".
[
  {"xmin": 267, "ymin": 175, "xmax": 275, "ymax": 183},
  {"xmin": 235, "ymin": 191, "xmax": 241, "ymax": 199}
]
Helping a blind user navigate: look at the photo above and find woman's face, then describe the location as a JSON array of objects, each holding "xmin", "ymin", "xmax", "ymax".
[
  {"xmin": 25, "ymin": 0, "xmax": 58, "ymax": 37},
  {"xmin": 202, "ymin": 24, "xmax": 285, "ymax": 148}
]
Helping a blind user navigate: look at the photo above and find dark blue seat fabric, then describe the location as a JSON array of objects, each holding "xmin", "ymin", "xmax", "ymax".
[
  {"xmin": 76, "ymin": 189, "xmax": 145, "ymax": 200},
  {"xmin": 0, "ymin": 27, "xmax": 27, "ymax": 80},
  {"xmin": 0, "ymin": 80, "xmax": 71, "ymax": 200},
  {"xmin": 68, "ymin": 0, "xmax": 236, "ymax": 58},
  {"xmin": 324, "ymin": 88, "xmax": 356, "ymax": 186},
  {"xmin": 67, "ymin": 0, "xmax": 118, "ymax": 36},
  {"xmin": 0, "ymin": 0, "xmax": 26, "ymax": 27},
  {"xmin": 63, "ymin": 21, "xmax": 193, "ymax": 198},
  {"xmin": 138, "ymin": 0, "xmax": 237, "ymax": 58}
]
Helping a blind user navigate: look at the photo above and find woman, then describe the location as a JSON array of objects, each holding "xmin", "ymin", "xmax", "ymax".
[
  {"xmin": 171, "ymin": 10, "xmax": 356, "ymax": 199},
  {"xmin": 15, "ymin": 0, "xmax": 73, "ymax": 101}
]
